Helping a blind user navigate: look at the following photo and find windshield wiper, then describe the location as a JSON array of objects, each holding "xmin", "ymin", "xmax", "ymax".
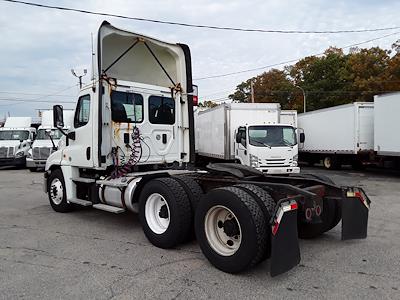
[{"xmin": 251, "ymin": 139, "xmax": 272, "ymax": 148}]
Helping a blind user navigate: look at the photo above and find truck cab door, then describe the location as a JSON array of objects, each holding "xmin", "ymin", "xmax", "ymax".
[
  {"xmin": 235, "ymin": 127, "xmax": 249, "ymax": 165},
  {"xmin": 62, "ymin": 93, "xmax": 94, "ymax": 168}
]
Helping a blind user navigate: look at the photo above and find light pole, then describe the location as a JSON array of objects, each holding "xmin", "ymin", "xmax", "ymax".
[
  {"xmin": 295, "ymin": 85, "xmax": 306, "ymax": 113},
  {"xmin": 71, "ymin": 69, "xmax": 87, "ymax": 89}
]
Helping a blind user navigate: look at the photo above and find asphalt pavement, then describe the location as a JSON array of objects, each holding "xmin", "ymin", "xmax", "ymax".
[{"xmin": 0, "ymin": 166, "xmax": 399, "ymax": 299}]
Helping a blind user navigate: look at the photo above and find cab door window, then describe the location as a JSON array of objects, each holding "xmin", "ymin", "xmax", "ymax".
[
  {"xmin": 74, "ymin": 95, "xmax": 90, "ymax": 128},
  {"xmin": 238, "ymin": 127, "xmax": 246, "ymax": 147}
]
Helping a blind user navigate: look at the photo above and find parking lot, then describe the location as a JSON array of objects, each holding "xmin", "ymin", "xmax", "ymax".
[{"xmin": 0, "ymin": 166, "xmax": 399, "ymax": 299}]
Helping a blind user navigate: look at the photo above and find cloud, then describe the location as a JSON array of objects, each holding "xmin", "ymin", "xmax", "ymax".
[{"xmin": 0, "ymin": 0, "xmax": 399, "ymax": 116}]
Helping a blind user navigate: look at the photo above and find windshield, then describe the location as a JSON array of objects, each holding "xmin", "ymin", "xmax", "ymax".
[
  {"xmin": 0, "ymin": 130, "xmax": 29, "ymax": 141},
  {"xmin": 248, "ymin": 126, "xmax": 296, "ymax": 147},
  {"xmin": 36, "ymin": 129, "xmax": 64, "ymax": 140}
]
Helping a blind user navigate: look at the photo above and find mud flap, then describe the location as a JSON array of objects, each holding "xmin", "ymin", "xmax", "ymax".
[
  {"xmin": 270, "ymin": 200, "xmax": 301, "ymax": 277},
  {"xmin": 341, "ymin": 188, "xmax": 371, "ymax": 240}
]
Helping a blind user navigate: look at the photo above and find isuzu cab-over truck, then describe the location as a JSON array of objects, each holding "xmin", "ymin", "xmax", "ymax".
[
  {"xmin": 0, "ymin": 117, "xmax": 36, "ymax": 167},
  {"xmin": 195, "ymin": 103, "xmax": 301, "ymax": 174},
  {"xmin": 44, "ymin": 21, "xmax": 370, "ymax": 276},
  {"xmin": 27, "ymin": 110, "xmax": 74, "ymax": 171}
]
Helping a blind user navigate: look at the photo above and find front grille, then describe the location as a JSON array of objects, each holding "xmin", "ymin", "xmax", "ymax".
[
  {"xmin": 32, "ymin": 147, "xmax": 52, "ymax": 160},
  {"xmin": 0, "ymin": 147, "xmax": 14, "ymax": 158},
  {"xmin": 259, "ymin": 158, "xmax": 292, "ymax": 168}
]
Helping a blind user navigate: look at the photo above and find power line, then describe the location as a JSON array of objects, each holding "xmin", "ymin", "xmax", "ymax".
[
  {"xmin": 3, "ymin": 0, "xmax": 400, "ymax": 35},
  {"xmin": 0, "ymin": 91, "xmax": 75, "ymax": 98},
  {"xmin": 194, "ymin": 31, "xmax": 400, "ymax": 80}
]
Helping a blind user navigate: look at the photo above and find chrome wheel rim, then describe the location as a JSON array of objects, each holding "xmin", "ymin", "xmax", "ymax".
[
  {"xmin": 145, "ymin": 193, "xmax": 170, "ymax": 234},
  {"xmin": 50, "ymin": 178, "xmax": 64, "ymax": 205},
  {"xmin": 204, "ymin": 205, "xmax": 242, "ymax": 256}
]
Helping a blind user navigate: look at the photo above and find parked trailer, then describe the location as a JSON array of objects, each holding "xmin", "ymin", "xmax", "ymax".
[
  {"xmin": 27, "ymin": 110, "xmax": 74, "ymax": 170},
  {"xmin": 374, "ymin": 93, "xmax": 400, "ymax": 166},
  {"xmin": 298, "ymin": 102, "xmax": 374, "ymax": 169},
  {"xmin": 195, "ymin": 103, "xmax": 300, "ymax": 174},
  {"xmin": 0, "ymin": 117, "xmax": 36, "ymax": 167},
  {"xmin": 44, "ymin": 21, "xmax": 370, "ymax": 276}
]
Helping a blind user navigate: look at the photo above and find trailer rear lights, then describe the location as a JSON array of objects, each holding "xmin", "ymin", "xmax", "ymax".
[
  {"xmin": 347, "ymin": 189, "xmax": 370, "ymax": 209},
  {"xmin": 271, "ymin": 200, "xmax": 298, "ymax": 236},
  {"xmin": 315, "ymin": 205, "xmax": 322, "ymax": 216}
]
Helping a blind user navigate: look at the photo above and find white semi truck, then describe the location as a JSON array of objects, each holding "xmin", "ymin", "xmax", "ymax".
[
  {"xmin": 0, "ymin": 117, "xmax": 36, "ymax": 168},
  {"xmin": 27, "ymin": 110, "xmax": 74, "ymax": 171},
  {"xmin": 298, "ymin": 102, "xmax": 374, "ymax": 169},
  {"xmin": 195, "ymin": 103, "xmax": 301, "ymax": 174},
  {"xmin": 44, "ymin": 21, "xmax": 370, "ymax": 276}
]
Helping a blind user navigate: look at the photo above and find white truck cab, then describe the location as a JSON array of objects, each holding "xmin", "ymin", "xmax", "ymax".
[
  {"xmin": 235, "ymin": 123, "xmax": 299, "ymax": 174},
  {"xmin": 42, "ymin": 21, "xmax": 369, "ymax": 277},
  {"xmin": 27, "ymin": 110, "xmax": 74, "ymax": 170},
  {"xmin": 0, "ymin": 117, "xmax": 36, "ymax": 167}
]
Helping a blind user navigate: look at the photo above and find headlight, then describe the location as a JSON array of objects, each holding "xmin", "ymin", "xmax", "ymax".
[
  {"xmin": 27, "ymin": 151, "xmax": 32, "ymax": 158},
  {"xmin": 250, "ymin": 154, "xmax": 259, "ymax": 168},
  {"xmin": 15, "ymin": 151, "xmax": 25, "ymax": 158},
  {"xmin": 293, "ymin": 154, "xmax": 298, "ymax": 161}
]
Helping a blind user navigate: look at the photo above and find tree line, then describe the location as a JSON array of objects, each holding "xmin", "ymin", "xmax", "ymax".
[{"xmin": 223, "ymin": 41, "xmax": 400, "ymax": 112}]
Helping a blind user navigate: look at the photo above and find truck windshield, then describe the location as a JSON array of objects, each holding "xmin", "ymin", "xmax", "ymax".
[
  {"xmin": 248, "ymin": 126, "xmax": 296, "ymax": 147},
  {"xmin": 36, "ymin": 129, "xmax": 64, "ymax": 140},
  {"xmin": 0, "ymin": 130, "xmax": 29, "ymax": 141}
]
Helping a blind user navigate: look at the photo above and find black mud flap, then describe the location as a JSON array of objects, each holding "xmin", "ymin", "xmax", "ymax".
[
  {"xmin": 341, "ymin": 188, "xmax": 371, "ymax": 240},
  {"xmin": 270, "ymin": 200, "xmax": 301, "ymax": 277}
]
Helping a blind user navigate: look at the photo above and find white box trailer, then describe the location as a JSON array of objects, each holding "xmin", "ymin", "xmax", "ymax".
[
  {"xmin": 298, "ymin": 102, "xmax": 374, "ymax": 169},
  {"xmin": 280, "ymin": 110, "xmax": 297, "ymax": 127},
  {"xmin": 374, "ymin": 93, "xmax": 400, "ymax": 158},
  {"xmin": 195, "ymin": 103, "xmax": 300, "ymax": 174}
]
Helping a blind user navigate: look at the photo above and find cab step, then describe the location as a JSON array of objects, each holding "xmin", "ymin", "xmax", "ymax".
[
  {"xmin": 68, "ymin": 197, "xmax": 92, "ymax": 206},
  {"xmin": 92, "ymin": 204, "xmax": 125, "ymax": 214},
  {"xmin": 96, "ymin": 179, "xmax": 128, "ymax": 188},
  {"xmin": 71, "ymin": 177, "xmax": 96, "ymax": 184}
]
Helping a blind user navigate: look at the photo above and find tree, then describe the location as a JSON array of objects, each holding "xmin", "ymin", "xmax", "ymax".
[
  {"xmin": 198, "ymin": 100, "xmax": 218, "ymax": 108},
  {"xmin": 229, "ymin": 42, "xmax": 400, "ymax": 112}
]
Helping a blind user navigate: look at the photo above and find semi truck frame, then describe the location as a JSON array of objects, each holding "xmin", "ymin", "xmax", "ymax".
[{"xmin": 44, "ymin": 21, "xmax": 370, "ymax": 276}]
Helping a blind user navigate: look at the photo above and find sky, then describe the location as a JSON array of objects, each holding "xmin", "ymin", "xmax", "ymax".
[{"xmin": 1, "ymin": 0, "xmax": 400, "ymax": 118}]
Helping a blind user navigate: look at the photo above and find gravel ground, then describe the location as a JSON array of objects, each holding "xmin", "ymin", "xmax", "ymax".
[{"xmin": 0, "ymin": 166, "xmax": 399, "ymax": 299}]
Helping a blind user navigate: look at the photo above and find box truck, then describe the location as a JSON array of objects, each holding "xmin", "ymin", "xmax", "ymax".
[
  {"xmin": 43, "ymin": 21, "xmax": 370, "ymax": 277},
  {"xmin": 195, "ymin": 103, "xmax": 300, "ymax": 174},
  {"xmin": 374, "ymin": 93, "xmax": 400, "ymax": 166},
  {"xmin": 26, "ymin": 110, "xmax": 74, "ymax": 170},
  {"xmin": 298, "ymin": 102, "xmax": 374, "ymax": 169},
  {"xmin": 0, "ymin": 117, "xmax": 36, "ymax": 167}
]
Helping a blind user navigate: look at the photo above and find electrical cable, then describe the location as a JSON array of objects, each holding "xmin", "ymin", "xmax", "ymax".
[
  {"xmin": 2, "ymin": 0, "xmax": 400, "ymax": 35},
  {"xmin": 194, "ymin": 31, "xmax": 400, "ymax": 80}
]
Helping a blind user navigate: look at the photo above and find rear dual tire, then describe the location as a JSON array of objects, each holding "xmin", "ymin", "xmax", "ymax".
[
  {"xmin": 139, "ymin": 178, "xmax": 192, "ymax": 249},
  {"xmin": 195, "ymin": 186, "xmax": 274, "ymax": 273}
]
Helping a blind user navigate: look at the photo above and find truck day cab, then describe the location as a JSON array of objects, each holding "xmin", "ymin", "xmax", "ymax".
[
  {"xmin": 27, "ymin": 110, "xmax": 74, "ymax": 170},
  {"xmin": 44, "ymin": 21, "xmax": 370, "ymax": 276},
  {"xmin": 195, "ymin": 103, "xmax": 301, "ymax": 174},
  {"xmin": 0, "ymin": 117, "xmax": 36, "ymax": 167}
]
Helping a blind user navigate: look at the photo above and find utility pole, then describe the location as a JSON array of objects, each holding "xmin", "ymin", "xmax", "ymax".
[{"xmin": 250, "ymin": 80, "xmax": 255, "ymax": 103}]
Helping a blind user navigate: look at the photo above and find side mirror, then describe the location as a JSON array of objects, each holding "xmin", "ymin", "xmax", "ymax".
[
  {"xmin": 53, "ymin": 105, "xmax": 64, "ymax": 128},
  {"xmin": 235, "ymin": 132, "xmax": 241, "ymax": 143},
  {"xmin": 300, "ymin": 132, "xmax": 305, "ymax": 143}
]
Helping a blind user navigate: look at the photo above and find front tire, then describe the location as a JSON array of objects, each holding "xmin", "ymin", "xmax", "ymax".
[
  {"xmin": 195, "ymin": 187, "xmax": 267, "ymax": 273},
  {"xmin": 47, "ymin": 169, "xmax": 72, "ymax": 213},
  {"xmin": 139, "ymin": 178, "xmax": 192, "ymax": 249}
]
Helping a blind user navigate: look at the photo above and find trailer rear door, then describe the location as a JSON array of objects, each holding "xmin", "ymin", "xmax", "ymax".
[{"xmin": 356, "ymin": 104, "xmax": 374, "ymax": 151}]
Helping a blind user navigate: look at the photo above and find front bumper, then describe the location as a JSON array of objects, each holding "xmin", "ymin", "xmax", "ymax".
[
  {"xmin": 26, "ymin": 158, "xmax": 46, "ymax": 168},
  {"xmin": 0, "ymin": 156, "xmax": 26, "ymax": 167},
  {"xmin": 257, "ymin": 166, "xmax": 300, "ymax": 174}
]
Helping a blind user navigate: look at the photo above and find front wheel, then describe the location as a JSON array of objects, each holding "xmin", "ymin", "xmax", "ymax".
[
  {"xmin": 47, "ymin": 169, "xmax": 72, "ymax": 213},
  {"xmin": 195, "ymin": 186, "xmax": 267, "ymax": 273}
]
